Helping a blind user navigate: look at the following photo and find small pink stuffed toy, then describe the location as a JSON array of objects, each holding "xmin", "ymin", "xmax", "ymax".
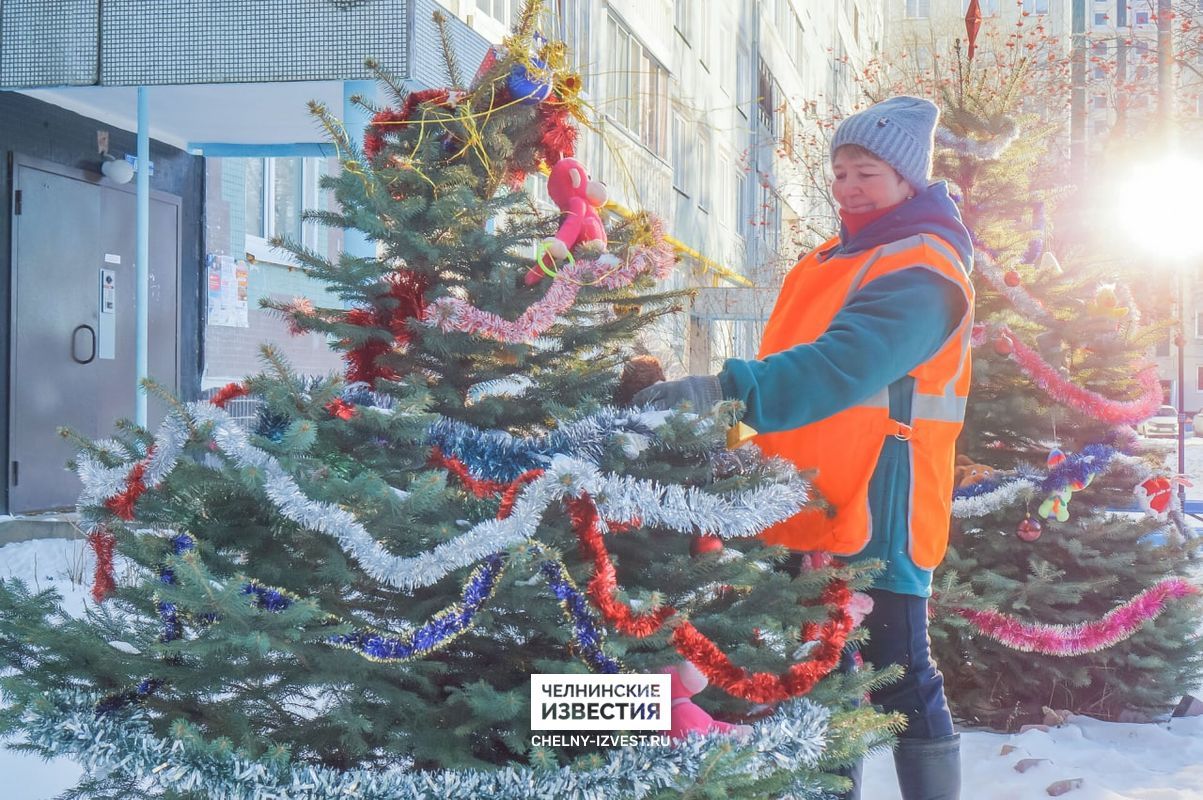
[
  {"xmin": 661, "ymin": 661, "xmax": 753, "ymax": 740},
  {"xmin": 524, "ymin": 158, "xmax": 609, "ymax": 285}
]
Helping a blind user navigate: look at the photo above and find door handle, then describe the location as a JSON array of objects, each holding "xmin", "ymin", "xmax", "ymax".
[{"xmin": 71, "ymin": 324, "xmax": 96, "ymax": 364}]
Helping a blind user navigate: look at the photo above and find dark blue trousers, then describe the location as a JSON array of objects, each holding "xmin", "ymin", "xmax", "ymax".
[
  {"xmin": 847, "ymin": 588, "xmax": 954, "ymax": 740},
  {"xmin": 778, "ymin": 557, "xmax": 960, "ymax": 799}
]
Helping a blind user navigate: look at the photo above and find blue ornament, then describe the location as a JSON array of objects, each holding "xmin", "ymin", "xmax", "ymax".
[{"xmin": 508, "ymin": 59, "xmax": 552, "ymax": 105}]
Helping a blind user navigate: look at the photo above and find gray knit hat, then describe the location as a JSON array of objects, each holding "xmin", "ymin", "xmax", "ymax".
[{"xmin": 831, "ymin": 96, "xmax": 939, "ymax": 191}]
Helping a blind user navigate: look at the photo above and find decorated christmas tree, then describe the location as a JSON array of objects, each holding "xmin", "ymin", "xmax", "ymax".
[
  {"xmin": 0, "ymin": 6, "xmax": 897, "ymax": 798},
  {"xmin": 792, "ymin": 14, "xmax": 1203, "ymax": 731},
  {"xmin": 881, "ymin": 23, "xmax": 1203, "ymax": 730}
]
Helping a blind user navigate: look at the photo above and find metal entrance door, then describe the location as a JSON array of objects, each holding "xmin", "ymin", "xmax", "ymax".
[{"xmin": 10, "ymin": 157, "xmax": 180, "ymax": 513}]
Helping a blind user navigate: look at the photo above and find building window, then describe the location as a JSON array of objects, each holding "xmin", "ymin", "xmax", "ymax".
[
  {"xmin": 1195, "ymin": 311, "xmax": 1203, "ymax": 338},
  {"xmin": 720, "ymin": 153, "xmax": 736, "ymax": 229},
  {"xmin": 1197, "ymin": 366, "xmax": 1203, "ymax": 391},
  {"xmin": 1132, "ymin": 40, "xmax": 1151, "ymax": 80},
  {"xmin": 736, "ymin": 163, "xmax": 749, "ymax": 239},
  {"xmin": 965, "ymin": 0, "xmax": 999, "ymax": 15},
  {"xmin": 243, "ymin": 157, "xmax": 331, "ymax": 250},
  {"xmin": 552, "ymin": 0, "xmax": 592, "ymax": 93},
  {"xmin": 906, "ymin": 0, "xmax": 930, "ymax": 19},
  {"xmin": 1093, "ymin": 12, "xmax": 1108, "ymax": 25},
  {"xmin": 1134, "ymin": 10, "xmax": 1150, "ymax": 25},
  {"xmin": 673, "ymin": 0, "xmax": 691, "ymax": 44},
  {"xmin": 792, "ymin": 10, "xmax": 805, "ymax": 65},
  {"xmin": 486, "ymin": 0, "xmax": 511, "ymax": 26},
  {"xmin": 273, "ymin": 158, "xmax": 302, "ymax": 245},
  {"xmin": 697, "ymin": 135, "xmax": 711, "ymax": 213},
  {"xmin": 1022, "ymin": 0, "xmax": 1049, "ymax": 13},
  {"xmin": 1091, "ymin": 40, "xmax": 1108, "ymax": 79},
  {"xmin": 758, "ymin": 59, "xmax": 778, "ymax": 136},
  {"xmin": 736, "ymin": 44, "xmax": 751, "ymax": 119},
  {"xmin": 1156, "ymin": 338, "xmax": 1170, "ymax": 357},
  {"xmin": 672, "ymin": 112, "xmax": 691, "ymax": 196},
  {"xmin": 245, "ymin": 158, "xmax": 265, "ymax": 239},
  {"xmin": 697, "ymin": 1, "xmax": 710, "ymax": 70},
  {"xmin": 606, "ymin": 15, "xmax": 669, "ymax": 159},
  {"xmin": 756, "ymin": 181, "xmax": 781, "ymax": 253}
]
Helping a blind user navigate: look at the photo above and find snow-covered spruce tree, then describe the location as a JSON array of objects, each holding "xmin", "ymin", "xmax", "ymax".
[{"xmin": 0, "ymin": 6, "xmax": 898, "ymax": 798}]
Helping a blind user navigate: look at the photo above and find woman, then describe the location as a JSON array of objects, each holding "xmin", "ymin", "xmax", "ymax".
[{"xmin": 636, "ymin": 96, "xmax": 973, "ymax": 800}]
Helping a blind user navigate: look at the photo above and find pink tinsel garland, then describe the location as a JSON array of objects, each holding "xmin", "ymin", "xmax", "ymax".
[
  {"xmin": 422, "ymin": 238, "xmax": 675, "ymax": 344},
  {"xmin": 955, "ymin": 578, "xmax": 1199, "ymax": 656},
  {"xmin": 995, "ymin": 325, "xmax": 1163, "ymax": 425}
]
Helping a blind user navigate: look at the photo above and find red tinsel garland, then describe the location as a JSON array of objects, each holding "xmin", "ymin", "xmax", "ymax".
[
  {"xmin": 567, "ymin": 494, "xmax": 853, "ymax": 703},
  {"xmin": 211, "ymin": 382, "xmax": 249, "ymax": 409},
  {"xmin": 87, "ymin": 528, "xmax": 117, "ymax": 603},
  {"xmin": 669, "ymin": 581, "xmax": 853, "ymax": 704},
  {"xmin": 103, "ymin": 447, "xmax": 155, "ymax": 521},
  {"xmin": 568, "ymin": 495, "xmax": 676, "ymax": 637},
  {"xmin": 435, "ymin": 457, "xmax": 853, "ymax": 703},
  {"xmin": 536, "ymin": 101, "xmax": 577, "ymax": 168},
  {"xmin": 429, "ymin": 447, "xmax": 543, "ymax": 501},
  {"xmin": 993, "ymin": 325, "xmax": 1163, "ymax": 425},
  {"xmin": 363, "ymin": 89, "xmax": 451, "ymax": 160},
  {"xmin": 342, "ymin": 271, "xmax": 428, "ymax": 387}
]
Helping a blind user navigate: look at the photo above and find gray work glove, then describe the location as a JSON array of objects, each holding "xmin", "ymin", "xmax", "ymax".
[{"xmin": 632, "ymin": 375, "xmax": 723, "ymax": 413}]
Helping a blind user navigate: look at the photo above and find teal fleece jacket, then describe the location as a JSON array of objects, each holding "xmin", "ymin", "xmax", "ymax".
[{"xmin": 717, "ymin": 183, "xmax": 973, "ymax": 596}]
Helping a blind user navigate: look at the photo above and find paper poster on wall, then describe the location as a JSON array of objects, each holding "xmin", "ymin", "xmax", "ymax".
[{"xmin": 206, "ymin": 253, "xmax": 250, "ymax": 328}]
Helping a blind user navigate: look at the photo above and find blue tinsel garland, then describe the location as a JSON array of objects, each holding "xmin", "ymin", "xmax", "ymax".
[
  {"xmin": 328, "ymin": 554, "xmax": 504, "ymax": 662},
  {"xmin": 539, "ymin": 558, "xmax": 622, "ymax": 674},
  {"xmin": 952, "ymin": 444, "xmax": 1119, "ymax": 501},
  {"xmin": 425, "ymin": 409, "xmax": 664, "ymax": 483}
]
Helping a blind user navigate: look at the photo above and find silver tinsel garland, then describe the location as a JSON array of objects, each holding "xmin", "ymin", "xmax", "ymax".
[
  {"xmin": 78, "ymin": 404, "xmax": 813, "ymax": 592},
  {"xmin": 18, "ymin": 690, "xmax": 833, "ymax": 800},
  {"xmin": 76, "ymin": 412, "xmax": 188, "ymax": 512}
]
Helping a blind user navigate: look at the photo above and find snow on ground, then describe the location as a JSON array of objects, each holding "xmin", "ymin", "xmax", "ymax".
[
  {"xmin": 3, "ymin": 537, "xmax": 1203, "ymax": 799},
  {"xmin": 1, "ymin": 538, "xmax": 90, "ymax": 798}
]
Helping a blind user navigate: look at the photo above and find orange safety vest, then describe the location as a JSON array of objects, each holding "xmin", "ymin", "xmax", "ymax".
[{"xmin": 755, "ymin": 233, "xmax": 974, "ymax": 570}]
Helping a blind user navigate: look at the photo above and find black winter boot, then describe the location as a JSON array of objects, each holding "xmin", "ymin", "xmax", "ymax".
[{"xmin": 893, "ymin": 733, "xmax": 961, "ymax": 800}]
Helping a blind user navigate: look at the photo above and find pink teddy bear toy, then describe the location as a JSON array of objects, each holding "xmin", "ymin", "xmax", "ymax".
[
  {"xmin": 524, "ymin": 157, "xmax": 610, "ymax": 285},
  {"xmin": 661, "ymin": 661, "xmax": 753, "ymax": 740}
]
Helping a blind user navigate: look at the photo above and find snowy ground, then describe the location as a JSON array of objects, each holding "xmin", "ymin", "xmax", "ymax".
[{"xmin": 2, "ymin": 538, "xmax": 1202, "ymax": 799}]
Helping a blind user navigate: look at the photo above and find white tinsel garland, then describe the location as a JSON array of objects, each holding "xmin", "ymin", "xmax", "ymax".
[
  {"xmin": 935, "ymin": 120, "xmax": 1019, "ymax": 160},
  {"xmin": 951, "ymin": 478, "xmax": 1037, "ymax": 519},
  {"xmin": 76, "ymin": 404, "xmax": 813, "ymax": 592},
  {"xmin": 19, "ymin": 690, "xmax": 832, "ymax": 800},
  {"xmin": 76, "ymin": 412, "xmax": 188, "ymax": 510}
]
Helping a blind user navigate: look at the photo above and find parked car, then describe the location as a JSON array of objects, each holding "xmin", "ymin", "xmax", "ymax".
[{"xmin": 1139, "ymin": 405, "xmax": 1179, "ymax": 438}]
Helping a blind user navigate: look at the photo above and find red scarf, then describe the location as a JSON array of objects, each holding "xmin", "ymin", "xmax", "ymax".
[{"xmin": 838, "ymin": 203, "xmax": 902, "ymax": 237}]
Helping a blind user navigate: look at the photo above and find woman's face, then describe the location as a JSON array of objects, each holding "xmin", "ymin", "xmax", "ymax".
[{"xmin": 831, "ymin": 148, "xmax": 912, "ymax": 213}]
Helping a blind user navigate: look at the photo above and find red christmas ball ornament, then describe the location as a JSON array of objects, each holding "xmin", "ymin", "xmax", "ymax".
[
  {"xmin": 690, "ymin": 534, "xmax": 724, "ymax": 557},
  {"xmin": 1004, "ymin": 270, "xmax": 1022, "ymax": 287},
  {"xmin": 993, "ymin": 335, "xmax": 1014, "ymax": 356},
  {"xmin": 1017, "ymin": 517, "xmax": 1042, "ymax": 542}
]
